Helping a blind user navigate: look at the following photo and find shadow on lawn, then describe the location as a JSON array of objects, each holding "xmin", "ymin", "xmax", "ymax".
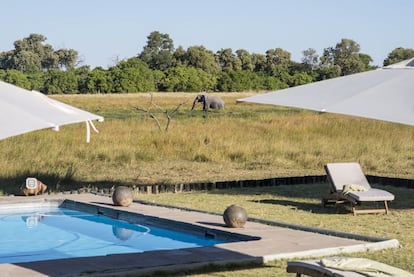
[
  {"xmin": 2, "ymin": 174, "xmax": 413, "ymax": 211},
  {"xmin": 204, "ymin": 181, "xmax": 414, "ymax": 211},
  {"xmin": 0, "ymin": 174, "xmax": 131, "ymax": 196},
  {"xmin": 250, "ymin": 198, "xmax": 350, "ymax": 214},
  {"xmin": 245, "ymin": 183, "xmax": 414, "ymax": 212}
]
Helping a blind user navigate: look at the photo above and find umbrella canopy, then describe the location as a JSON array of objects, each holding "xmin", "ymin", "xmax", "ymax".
[
  {"xmin": 0, "ymin": 81, "xmax": 104, "ymax": 141},
  {"xmin": 238, "ymin": 58, "xmax": 414, "ymax": 126}
]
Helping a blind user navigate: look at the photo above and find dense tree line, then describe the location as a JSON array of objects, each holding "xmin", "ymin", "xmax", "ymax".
[{"xmin": 1, "ymin": 32, "xmax": 413, "ymax": 94}]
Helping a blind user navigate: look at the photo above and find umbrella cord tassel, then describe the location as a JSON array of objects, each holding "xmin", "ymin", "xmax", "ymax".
[
  {"xmin": 89, "ymin": 120, "xmax": 99, "ymax": 134},
  {"xmin": 86, "ymin": 121, "xmax": 90, "ymax": 143},
  {"xmin": 85, "ymin": 120, "xmax": 99, "ymax": 143}
]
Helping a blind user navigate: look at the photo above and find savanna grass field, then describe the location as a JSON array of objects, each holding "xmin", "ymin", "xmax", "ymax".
[{"xmin": 0, "ymin": 93, "xmax": 413, "ymax": 276}]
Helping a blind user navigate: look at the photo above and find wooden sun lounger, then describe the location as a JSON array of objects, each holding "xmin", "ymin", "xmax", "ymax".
[{"xmin": 322, "ymin": 163, "xmax": 394, "ymax": 215}]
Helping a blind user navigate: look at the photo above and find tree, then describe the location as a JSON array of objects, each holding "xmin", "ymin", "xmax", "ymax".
[
  {"xmin": 0, "ymin": 69, "xmax": 5, "ymax": 80},
  {"xmin": 217, "ymin": 70, "xmax": 258, "ymax": 92},
  {"xmin": 43, "ymin": 69, "xmax": 78, "ymax": 94},
  {"xmin": 334, "ymin": 39, "xmax": 365, "ymax": 74},
  {"xmin": 109, "ymin": 57, "xmax": 156, "ymax": 92},
  {"xmin": 0, "ymin": 33, "xmax": 78, "ymax": 72},
  {"xmin": 133, "ymin": 93, "xmax": 188, "ymax": 131},
  {"xmin": 316, "ymin": 63, "xmax": 341, "ymax": 80},
  {"xmin": 301, "ymin": 48, "xmax": 319, "ymax": 70},
  {"xmin": 184, "ymin": 46, "xmax": 221, "ymax": 74},
  {"xmin": 173, "ymin": 46, "xmax": 187, "ymax": 66},
  {"xmin": 216, "ymin": 48, "xmax": 241, "ymax": 72},
  {"xmin": 27, "ymin": 71, "xmax": 45, "ymax": 91},
  {"xmin": 0, "ymin": 51, "xmax": 12, "ymax": 70},
  {"xmin": 262, "ymin": 74, "xmax": 289, "ymax": 90},
  {"xmin": 75, "ymin": 65, "xmax": 91, "ymax": 93},
  {"xmin": 41, "ymin": 44, "xmax": 59, "ymax": 70},
  {"xmin": 152, "ymin": 69, "xmax": 166, "ymax": 91},
  {"xmin": 161, "ymin": 66, "xmax": 216, "ymax": 92},
  {"xmin": 56, "ymin": 48, "xmax": 78, "ymax": 70},
  {"xmin": 85, "ymin": 67, "xmax": 112, "ymax": 93},
  {"xmin": 138, "ymin": 31, "xmax": 175, "ymax": 71},
  {"xmin": 251, "ymin": 53, "xmax": 266, "ymax": 72},
  {"xmin": 383, "ymin": 47, "xmax": 414, "ymax": 66},
  {"xmin": 236, "ymin": 49, "xmax": 253, "ymax": 71},
  {"xmin": 358, "ymin": 53, "xmax": 374, "ymax": 70},
  {"xmin": 289, "ymin": 72, "xmax": 314, "ymax": 87},
  {"xmin": 3, "ymin": 70, "xmax": 31, "ymax": 89},
  {"xmin": 12, "ymin": 50, "xmax": 42, "ymax": 72},
  {"xmin": 268, "ymin": 66, "xmax": 291, "ymax": 87},
  {"xmin": 320, "ymin": 38, "xmax": 370, "ymax": 76},
  {"xmin": 265, "ymin": 48, "xmax": 291, "ymax": 74}
]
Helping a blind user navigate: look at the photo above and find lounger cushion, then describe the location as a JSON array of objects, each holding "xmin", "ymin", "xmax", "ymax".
[
  {"xmin": 325, "ymin": 163, "xmax": 371, "ymax": 192},
  {"xmin": 346, "ymin": 188, "xmax": 395, "ymax": 202}
]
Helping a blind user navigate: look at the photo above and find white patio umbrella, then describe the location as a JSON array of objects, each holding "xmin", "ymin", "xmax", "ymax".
[
  {"xmin": 238, "ymin": 58, "xmax": 414, "ymax": 126},
  {"xmin": 0, "ymin": 80, "xmax": 104, "ymax": 142}
]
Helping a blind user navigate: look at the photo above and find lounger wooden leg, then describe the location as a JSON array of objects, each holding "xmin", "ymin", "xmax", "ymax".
[
  {"xmin": 352, "ymin": 201, "xmax": 391, "ymax": 215},
  {"xmin": 352, "ymin": 204, "xmax": 357, "ymax": 216}
]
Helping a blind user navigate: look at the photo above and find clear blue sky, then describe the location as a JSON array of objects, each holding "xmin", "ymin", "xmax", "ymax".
[{"xmin": 2, "ymin": 0, "xmax": 413, "ymax": 68}]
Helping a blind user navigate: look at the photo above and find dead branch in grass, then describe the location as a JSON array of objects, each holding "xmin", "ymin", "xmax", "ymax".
[{"xmin": 133, "ymin": 93, "xmax": 188, "ymax": 131}]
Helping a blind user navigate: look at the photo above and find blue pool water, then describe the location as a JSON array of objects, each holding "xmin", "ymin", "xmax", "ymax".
[{"xmin": 0, "ymin": 207, "xmax": 224, "ymax": 263}]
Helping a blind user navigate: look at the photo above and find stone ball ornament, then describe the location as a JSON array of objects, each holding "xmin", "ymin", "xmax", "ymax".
[
  {"xmin": 112, "ymin": 186, "xmax": 133, "ymax": 207},
  {"xmin": 223, "ymin": 204, "xmax": 248, "ymax": 228}
]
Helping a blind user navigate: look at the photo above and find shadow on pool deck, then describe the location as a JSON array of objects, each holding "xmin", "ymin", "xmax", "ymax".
[{"xmin": 0, "ymin": 193, "xmax": 400, "ymax": 277}]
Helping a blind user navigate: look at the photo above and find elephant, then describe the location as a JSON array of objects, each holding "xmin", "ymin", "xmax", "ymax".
[{"xmin": 191, "ymin": 94, "xmax": 225, "ymax": 112}]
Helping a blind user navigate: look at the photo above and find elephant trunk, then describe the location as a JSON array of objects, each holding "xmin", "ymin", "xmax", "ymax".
[{"xmin": 191, "ymin": 98, "xmax": 197, "ymax": 110}]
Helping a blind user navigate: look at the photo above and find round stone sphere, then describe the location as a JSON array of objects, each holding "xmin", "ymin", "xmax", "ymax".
[
  {"xmin": 223, "ymin": 204, "xmax": 247, "ymax": 228},
  {"xmin": 112, "ymin": 186, "xmax": 133, "ymax": 207}
]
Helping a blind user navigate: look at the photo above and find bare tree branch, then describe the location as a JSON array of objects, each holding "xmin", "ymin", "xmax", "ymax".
[
  {"xmin": 133, "ymin": 94, "xmax": 189, "ymax": 132},
  {"xmin": 133, "ymin": 106, "xmax": 162, "ymax": 131}
]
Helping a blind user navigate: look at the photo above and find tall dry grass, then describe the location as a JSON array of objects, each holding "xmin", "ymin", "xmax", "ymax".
[{"xmin": 0, "ymin": 93, "xmax": 412, "ymax": 193}]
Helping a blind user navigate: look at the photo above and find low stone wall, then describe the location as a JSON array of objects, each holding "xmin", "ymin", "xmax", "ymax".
[
  {"xmin": 59, "ymin": 174, "xmax": 413, "ymax": 196},
  {"xmin": 367, "ymin": 175, "xmax": 414, "ymax": 188},
  {"xmin": 130, "ymin": 175, "xmax": 414, "ymax": 195},
  {"xmin": 131, "ymin": 175, "xmax": 325, "ymax": 194}
]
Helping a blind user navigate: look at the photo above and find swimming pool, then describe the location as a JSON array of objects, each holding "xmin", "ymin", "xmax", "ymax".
[{"xmin": 0, "ymin": 204, "xmax": 227, "ymax": 264}]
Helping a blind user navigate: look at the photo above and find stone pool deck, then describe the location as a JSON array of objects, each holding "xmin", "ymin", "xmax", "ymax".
[{"xmin": 0, "ymin": 193, "xmax": 400, "ymax": 277}]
